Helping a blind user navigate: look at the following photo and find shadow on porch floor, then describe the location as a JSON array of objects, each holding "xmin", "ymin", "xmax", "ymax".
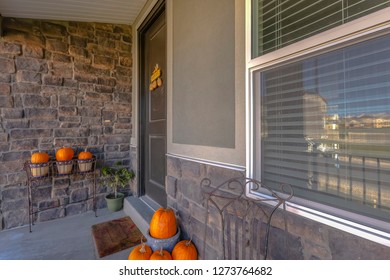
[{"xmin": 0, "ymin": 209, "xmax": 133, "ymax": 260}]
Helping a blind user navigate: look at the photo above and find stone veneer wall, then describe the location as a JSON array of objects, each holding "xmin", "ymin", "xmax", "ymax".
[
  {"xmin": 166, "ymin": 155, "xmax": 390, "ymax": 259},
  {"xmin": 0, "ymin": 18, "xmax": 133, "ymax": 231}
]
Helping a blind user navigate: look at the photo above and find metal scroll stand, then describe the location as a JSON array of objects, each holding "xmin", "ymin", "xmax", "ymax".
[{"xmin": 24, "ymin": 157, "xmax": 97, "ymax": 233}]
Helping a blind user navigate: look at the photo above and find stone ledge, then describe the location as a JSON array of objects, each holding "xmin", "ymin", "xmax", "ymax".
[{"xmin": 123, "ymin": 196, "xmax": 155, "ymax": 237}]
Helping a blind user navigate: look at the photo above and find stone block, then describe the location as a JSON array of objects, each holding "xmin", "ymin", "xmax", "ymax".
[
  {"xmin": 3, "ymin": 29, "xmax": 45, "ymax": 47},
  {"xmin": 59, "ymin": 95, "xmax": 77, "ymax": 106},
  {"xmin": 206, "ymin": 165, "xmax": 244, "ymax": 187},
  {"xmin": 0, "ymin": 58, "xmax": 15, "ymax": 73},
  {"xmin": 11, "ymin": 83, "xmax": 41, "ymax": 94},
  {"xmin": 7, "ymin": 172, "xmax": 27, "ymax": 184},
  {"xmin": 167, "ymin": 156, "xmax": 182, "ymax": 178},
  {"xmin": 119, "ymin": 144, "xmax": 130, "ymax": 151},
  {"xmin": 16, "ymin": 71, "xmax": 42, "ymax": 83},
  {"xmin": 52, "ymin": 53, "xmax": 72, "ymax": 63},
  {"xmin": 120, "ymin": 56, "xmax": 132, "ymax": 67},
  {"xmin": 122, "ymin": 35, "xmax": 132, "ymax": 44},
  {"xmin": 302, "ymin": 240, "xmax": 332, "ymax": 260},
  {"xmin": 95, "ymin": 84, "xmax": 114, "ymax": 93},
  {"xmin": 54, "ymin": 127, "xmax": 88, "ymax": 138},
  {"xmin": 54, "ymin": 137, "xmax": 88, "ymax": 147},
  {"xmin": 267, "ymin": 226, "xmax": 304, "ymax": 260},
  {"xmin": 23, "ymin": 95, "xmax": 50, "ymax": 107},
  {"xmin": 70, "ymin": 188, "xmax": 89, "ymax": 203},
  {"xmin": 59, "ymin": 106, "xmax": 78, "ymax": 116},
  {"xmin": 181, "ymin": 160, "xmax": 203, "ymax": 179},
  {"xmin": 51, "ymin": 61, "xmax": 73, "ymax": 78},
  {"xmin": 38, "ymin": 208, "xmax": 65, "ymax": 222},
  {"xmin": 2, "ymin": 151, "xmax": 30, "ymax": 161},
  {"xmin": 41, "ymin": 21, "xmax": 67, "ymax": 37},
  {"xmin": 46, "ymin": 39, "xmax": 69, "ymax": 53},
  {"xmin": 70, "ymin": 35, "xmax": 88, "ymax": 48},
  {"xmin": 25, "ymin": 108, "xmax": 57, "ymax": 119},
  {"xmin": 166, "ymin": 176, "xmax": 178, "ymax": 199},
  {"xmin": 38, "ymin": 200, "xmax": 59, "ymax": 210},
  {"xmin": 115, "ymin": 65, "xmax": 132, "ymax": 77},
  {"xmin": 0, "ymin": 41, "xmax": 22, "ymax": 55},
  {"xmin": 3, "ymin": 209, "xmax": 28, "ymax": 229},
  {"xmin": 63, "ymin": 79, "xmax": 78, "ymax": 88},
  {"xmin": 80, "ymin": 107, "xmax": 101, "ymax": 117},
  {"xmin": 30, "ymin": 120, "xmax": 59, "ymax": 129},
  {"xmin": 81, "ymin": 117, "xmax": 101, "ymax": 126},
  {"xmin": 116, "ymin": 41, "xmax": 131, "ymax": 53},
  {"xmin": 95, "ymin": 22, "xmax": 113, "ymax": 32},
  {"xmin": 93, "ymin": 55, "xmax": 115, "ymax": 69},
  {"xmin": 97, "ymin": 37, "xmax": 115, "ymax": 49},
  {"xmin": 15, "ymin": 57, "xmax": 47, "ymax": 72},
  {"xmin": 329, "ymin": 228, "xmax": 390, "ymax": 259},
  {"xmin": 0, "ymin": 95, "xmax": 13, "ymax": 107},
  {"xmin": 10, "ymin": 128, "xmax": 52, "ymax": 140},
  {"xmin": 30, "ymin": 185, "xmax": 52, "ymax": 201},
  {"xmin": 66, "ymin": 202, "xmax": 87, "ymax": 216},
  {"xmin": 85, "ymin": 92, "xmax": 111, "ymax": 102},
  {"xmin": 69, "ymin": 45, "xmax": 88, "ymax": 57},
  {"xmin": 43, "ymin": 75, "xmax": 64, "ymax": 86},
  {"xmin": 3, "ymin": 108, "xmax": 24, "ymax": 119},
  {"xmin": 0, "ymin": 73, "xmax": 11, "ymax": 83},
  {"xmin": 11, "ymin": 139, "xmax": 38, "ymax": 151},
  {"xmin": 114, "ymin": 123, "xmax": 131, "ymax": 130},
  {"xmin": 102, "ymin": 110, "xmax": 116, "ymax": 122},
  {"xmin": 285, "ymin": 212, "xmax": 328, "ymax": 245},
  {"xmin": 96, "ymin": 30, "xmax": 121, "ymax": 40},
  {"xmin": 102, "ymin": 134, "xmax": 131, "ymax": 145},
  {"xmin": 2, "ymin": 186, "xmax": 28, "ymax": 200},
  {"xmin": 178, "ymin": 178, "xmax": 203, "ymax": 204},
  {"xmin": 1, "ymin": 198, "xmax": 28, "ymax": 212},
  {"xmin": 23, "ymin": 45, "xmax": 44, "ymax": 58},
  {"xmin": 114, "ymin": 92, "xmax": 131, "ymax": 103},
  {"xmin": 98, "ymin": 77, "xmax": 116, "ymax": 87},
  {"xmin": 74, "ymin": 74, "xmax": 98, "ymax": 84},
  {"xmin": 0, "ymin": 160, "xmax": 25, "ymax": 174},
  {"xmin": 1, "ymin": 148, "xmax": 11, "ymax": 159}
]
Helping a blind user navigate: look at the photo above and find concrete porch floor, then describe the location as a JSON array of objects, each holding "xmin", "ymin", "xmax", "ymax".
[{"xmin": 0, "ymin": 196, "xmax": 155, "ymax": 260}]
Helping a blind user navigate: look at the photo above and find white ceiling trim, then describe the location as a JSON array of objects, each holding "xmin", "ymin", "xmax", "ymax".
[{"xmin": 0, "ymin": 0, "xmax": 148, "ymax": 25}]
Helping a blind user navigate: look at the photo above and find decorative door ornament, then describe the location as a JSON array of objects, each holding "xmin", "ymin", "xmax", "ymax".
[{"xmin": 149, "ymin": 64, "xmax": 163, "ymax": 91}]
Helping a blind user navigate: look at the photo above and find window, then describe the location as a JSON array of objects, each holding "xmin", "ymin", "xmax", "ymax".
[
  {"xmin": 254, "ymin": 33, "xmax": 390, "ymax": 223},
  {"xmin": 248, "ymin": 0, "xmax": 390, "ymax": 237},
  {"xmin": 252, "ymin": 0, "xmax": 390, "ymax": 58}
]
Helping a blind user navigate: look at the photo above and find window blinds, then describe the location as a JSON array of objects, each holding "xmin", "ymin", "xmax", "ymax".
[
  {"xmin": 259, "ymin": 34, "xmax": 390, "ymax": 221},
  {"xmin": 252, "ymin": 0, "xmax": 390, "ymax": 57}
]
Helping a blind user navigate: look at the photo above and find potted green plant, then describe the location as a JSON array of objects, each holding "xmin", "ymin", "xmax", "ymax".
[{"xmin": 101, "ymin": 161, "xmax": 135, "ymax": 212}]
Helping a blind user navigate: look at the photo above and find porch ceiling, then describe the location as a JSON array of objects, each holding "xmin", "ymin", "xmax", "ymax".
[{"xmin": 0, "ymin": 0, "xmax": 147, "ymax": 24}]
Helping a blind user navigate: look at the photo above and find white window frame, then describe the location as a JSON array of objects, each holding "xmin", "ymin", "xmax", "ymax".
[{"xmin": 245, "ymin": 1, "xmax": 390, "ymax": 246}]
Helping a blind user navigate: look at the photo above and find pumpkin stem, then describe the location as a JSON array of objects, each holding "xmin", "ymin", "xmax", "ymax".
[
  {"xmin": 159, "ymin": 247, "xmax": 163, "ymax": 255},
  {"xmin": 139, "ymin": 243, "xmax": 146, "ymax": 254}
]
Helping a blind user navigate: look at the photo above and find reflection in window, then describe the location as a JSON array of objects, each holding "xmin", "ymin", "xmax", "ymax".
[{"xmin": 258, "ymin": 34, "xmax": 390, "ymax": 221}]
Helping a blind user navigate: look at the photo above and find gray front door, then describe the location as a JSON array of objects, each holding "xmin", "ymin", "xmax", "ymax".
[{"xmin": 139, "ymin": 4, "xmax": 167, "ymax": 207}]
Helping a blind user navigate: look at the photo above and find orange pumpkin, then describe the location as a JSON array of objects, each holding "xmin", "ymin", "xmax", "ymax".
[
  {"xmin": 172, "ymin": 240, "xmax": 198, "ymax": 260},
  {"xmin": 149, "ymin": 207, "xmax": 177, "ymax": 239},
  {"xmin": 128, "ymin": 243, "xmax": 152, "ymax": 260},
  {"xmin": 78, "ymin": 150, "xmax": 93, "ymax": 160},
  {"xmin": 56, "ymin": 147, "xmax": 74, "ymax": 161},
  {"xmin": 31, "ymin": 152, "xmax": 49, "ymax": 164},
  {"xmin": 149, "ymin": 248, "xmax": 172, "ymax": 260}
]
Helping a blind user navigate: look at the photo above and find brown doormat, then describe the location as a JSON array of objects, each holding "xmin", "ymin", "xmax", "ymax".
[{"xmin": 91, "ymin": 216, "xmax": 145, "ymax": 258}]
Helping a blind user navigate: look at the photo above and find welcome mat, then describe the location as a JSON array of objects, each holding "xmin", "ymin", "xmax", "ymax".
[{"xmin": 91, "ymin": 216, "xmax": 145, "ymax": 258}]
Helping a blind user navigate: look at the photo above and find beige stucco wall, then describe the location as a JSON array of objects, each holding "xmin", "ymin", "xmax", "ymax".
[{"xmin": 132, "ymin": 0, "xmax": 245, "ymax": 167}]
